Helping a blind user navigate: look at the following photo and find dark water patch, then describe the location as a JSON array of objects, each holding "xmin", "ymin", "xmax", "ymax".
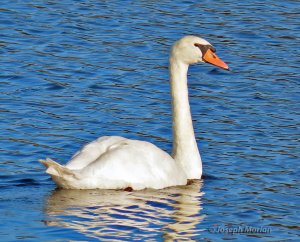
[
  {"xmin": 46, "ymin": 83, "xmax": 67, "ymax": 91},
  {"xmin": 14, "ymin": 178, "xmax": 40, "ymax": 187},
  {"xmin": 201, "ymin": 174, "xmax": 219, "ymax": 180},
  {"xmin": 208, "ymin": 68, "xmax": 231, "ymax": 75},
  {"xmin": 0, "ymin": 178, "xmax": 40, "ymax": 188}
]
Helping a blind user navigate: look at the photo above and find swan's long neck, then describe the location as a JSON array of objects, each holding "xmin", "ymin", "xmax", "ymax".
[{"xmin": 169, "ymin": 58, "xmax": 202, "ymax": 179}]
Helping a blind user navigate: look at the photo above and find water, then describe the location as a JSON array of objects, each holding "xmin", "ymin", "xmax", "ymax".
[{"xmin": 0, "ymin": 1, "xmax": 299, "ymax": 241}]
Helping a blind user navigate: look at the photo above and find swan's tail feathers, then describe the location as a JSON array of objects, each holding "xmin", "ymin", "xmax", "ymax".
[{"xmin": 39, "ymin": 158, "xmax": 80, "ymax": 179}]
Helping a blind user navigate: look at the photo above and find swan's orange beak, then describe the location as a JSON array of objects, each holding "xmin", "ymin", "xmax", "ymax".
[{"xmin": 203, "ymin": 49, "xmax": 229, "ymax": 70}]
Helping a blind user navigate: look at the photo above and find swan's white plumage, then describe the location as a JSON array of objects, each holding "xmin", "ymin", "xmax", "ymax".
[
  {"xmin": 40, "ymin": 35, "xmax": 228, "ymax": 190},
  {"xmin": 41, "ymin": 136, "xmax": 186, "ymax": 190}
]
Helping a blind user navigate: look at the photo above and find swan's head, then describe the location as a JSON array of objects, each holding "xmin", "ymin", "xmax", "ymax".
[{"xmin": 170, "ymin": 35, "xmax": 229, "ymax": 70}]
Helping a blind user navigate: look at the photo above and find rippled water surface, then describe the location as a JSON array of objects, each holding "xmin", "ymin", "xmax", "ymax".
[{"xmin": 1, "ymin": 1, "xmax": 299, "ymax": 241}]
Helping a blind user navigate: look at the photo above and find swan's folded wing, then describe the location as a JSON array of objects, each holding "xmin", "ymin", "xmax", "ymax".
[{"xmin": 65, "ymin": 136, "xmax": 127, "ymax": 170}]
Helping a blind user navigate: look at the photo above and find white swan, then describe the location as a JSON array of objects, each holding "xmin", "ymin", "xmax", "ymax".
[{"xmin": 40, "ymin": 35, "xmax": 229, "ymax": 190}]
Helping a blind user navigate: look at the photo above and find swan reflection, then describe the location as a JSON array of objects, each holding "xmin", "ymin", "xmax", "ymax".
[{"xmin": 44, "ymin": 181, "xmax": 205, "ymax": 240}]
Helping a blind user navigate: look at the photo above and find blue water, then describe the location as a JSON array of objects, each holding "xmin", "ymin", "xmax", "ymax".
[{"xmin": 0, "ymin": 1, "xmax": 299, "ymax": 241}]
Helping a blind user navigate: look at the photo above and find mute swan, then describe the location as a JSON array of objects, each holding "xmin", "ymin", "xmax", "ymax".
[{"xmin": 40, "ymin": 35, "xmax": 229, "ymax": 190}]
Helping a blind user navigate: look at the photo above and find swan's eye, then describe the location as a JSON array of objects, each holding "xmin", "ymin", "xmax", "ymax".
[
  {"xmin": 194, "ymin": 43, "xmax": 208, "ymax": 54},
  {"xmin": 194, "ymin": 43, "xmax": 204, "ymax": 53}
]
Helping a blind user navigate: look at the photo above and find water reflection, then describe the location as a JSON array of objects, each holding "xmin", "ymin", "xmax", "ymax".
[{"xmin": 44, "ymin": 180, "xmax": 205, "ymax": 240}]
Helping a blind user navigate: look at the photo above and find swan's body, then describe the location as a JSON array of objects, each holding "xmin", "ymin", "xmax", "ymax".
[
  {"xmin": 40, "ymin": 35, "xmax": 228, "ymax": 190},
  {"xmin": 42, "ymin": 136, "xmax": 186, "ymax": 190}
]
